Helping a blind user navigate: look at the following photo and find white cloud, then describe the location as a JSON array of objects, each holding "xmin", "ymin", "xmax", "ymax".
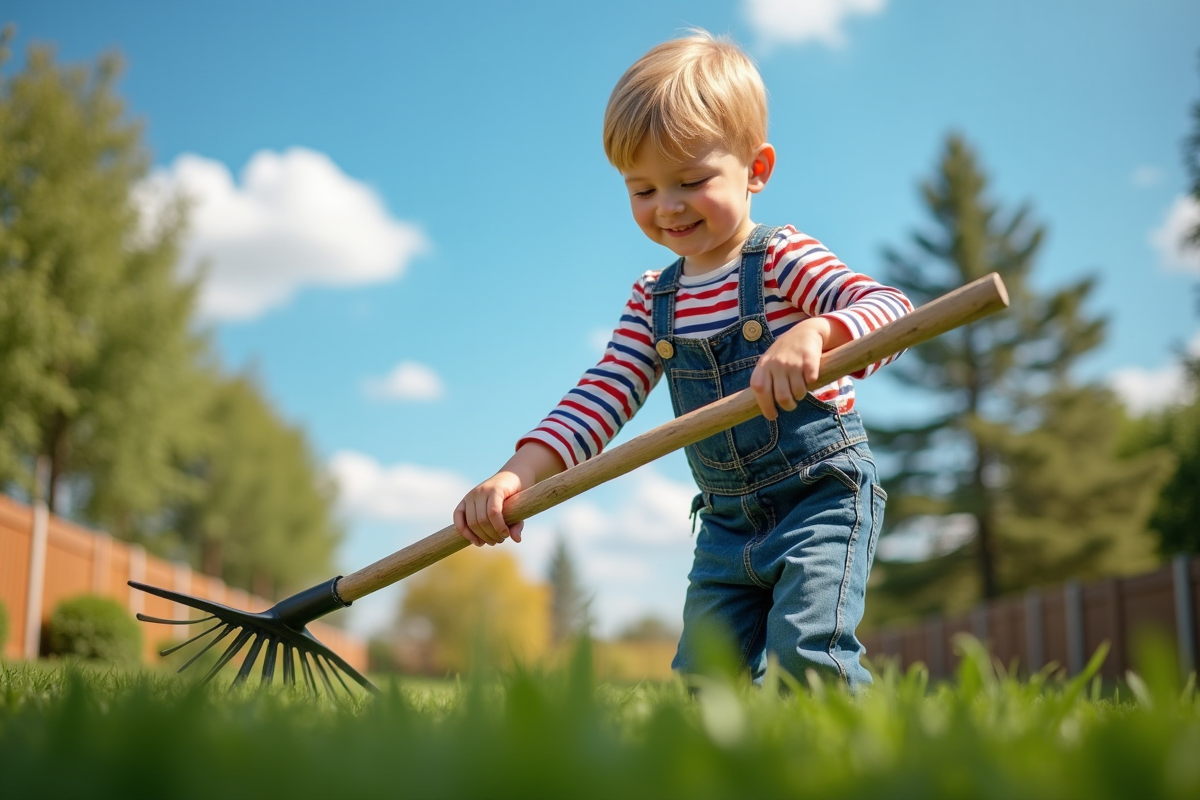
[
  {"xmin": 877, "ymin": 513, "xmax": 977, "ymax": 562},
  {"xmin": 329, "ymin": 451, "xmax": 470, "ymax": 524},
  {"xmin": 743, "ymin": 0, "xmax": 888, "ymax": 49},
  {"xmin": 557, "ymin": 469, "xmax": 697, "ymax": 546},
  {"xmin": 589, "ymin": 327, "xmax": 613, "ymax": 356},
  {"xmin": 1109, "ymin": 330, "xmax": 1200, "ymax": 416},
  {"xmin": 1130, "ymin": 165, "xmax": 1164, "ymax": 188},
  {"xmin": 364, "ymin": 361, "xmax": 446, "ymax": 402},
  {"xmin": 136, "ymin": 148, "xmax": 428, "ymax": 320},
  {"xmin": 1150, "ymin": 194, "xmax": 1200, "ymax": 274}
]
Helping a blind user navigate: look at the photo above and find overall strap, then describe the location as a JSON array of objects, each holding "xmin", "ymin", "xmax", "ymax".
[
  {"xmin": 738, "ymin": 224, "xmax": 780, "ymax": 318},
  {"xmin": 651, "ymin": 257, "xmax": 684, "ymax": 341}
]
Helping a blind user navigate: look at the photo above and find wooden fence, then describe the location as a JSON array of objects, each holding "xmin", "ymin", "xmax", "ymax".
[
  {"xmin": 0, "ymin": 493, "xmax": 366, "ymax": 672},
  {"xmin": 860, "ymin": 555, "xmax": 1199, "ymax": 682}
]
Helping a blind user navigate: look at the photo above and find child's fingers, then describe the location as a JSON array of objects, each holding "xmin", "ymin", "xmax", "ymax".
[
  {"xmin": 773, "ymin": 367, "xmax": 798, "ymax": 412},
  {"xmin": 750, "ymin": 366, "xmax": 778, "ymax": 420},
  {"xmin": 454, "ymin": 502, "xmax": 484, "ymax": 547},
  {"xmin": 486, "ymin": 494, "xmax": 511, "ymax": 543},
  {"xmin": 509, "ymin": 520, "xmax": 524, "ymax": 543},
  {"xmin": 471, "ymin": 495, "xmax": 502, "ymax": 545}
]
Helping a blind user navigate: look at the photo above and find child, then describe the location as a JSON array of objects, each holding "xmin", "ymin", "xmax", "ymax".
[{"xmin": 453, "ymin": 31, "xmax": 912, "ymax": 689}]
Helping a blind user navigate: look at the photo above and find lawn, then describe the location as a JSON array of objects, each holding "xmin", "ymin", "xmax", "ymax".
[{"xmin": 1, "ymin": 637, "xmax": 1197, "ymax": 800}]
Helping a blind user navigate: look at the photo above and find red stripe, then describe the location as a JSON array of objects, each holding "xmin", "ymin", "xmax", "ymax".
[
  {"xmin": 561, "ymin": 399, "xmax": 615, "ymax": 439},
  {"xmin": 528, "ymin": 427, "xmax": 578, "ymax": 467},
  {"xmin": 600, "ymin": 354, "xmax": 652, "ymax": 392},
  {"xmin": 675, "ymin": 297, "xmax": 739, "ymax": 319},
  {"xmin": 617, "ymin": 327, "xmax": 652, "ymax": 347},
  {"xmin": 580, "ymin": 378, "xmax": 634, "ymax": 419},
  {"xmin": 677, "ymin": 282, "xmax": 735, "ymax": 302},
  {"xmin": 796, "ymin": 262, "xmax": 840, "ymax": 312}
]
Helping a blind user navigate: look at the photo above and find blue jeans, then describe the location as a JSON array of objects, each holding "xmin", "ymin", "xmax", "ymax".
[{"xmin": 671, "ymin": 444, "xmax": 886, "ymax": 690}]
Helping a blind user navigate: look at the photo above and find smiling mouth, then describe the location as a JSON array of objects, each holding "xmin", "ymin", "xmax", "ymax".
[{"xmin": 663, "ymin": 221, "xmax": 700, "ymax": 235}]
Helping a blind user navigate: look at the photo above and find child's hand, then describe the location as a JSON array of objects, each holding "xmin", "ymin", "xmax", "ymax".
[
  {"xmin": 454, "ymin": 471, "xmax": 527, "ymax": 547},
  {"xmin": 452, "ymin": 441, "xmax": 566, "ymax": 547},
  {"xmin": 749, "ymin": 318, "xmax": 848, "ymax": 420}
]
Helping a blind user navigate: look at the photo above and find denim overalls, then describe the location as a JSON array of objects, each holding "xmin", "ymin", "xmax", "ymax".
[{"xmin": 653, "ymin": 224, "xmax": 885, "ymax": 689}]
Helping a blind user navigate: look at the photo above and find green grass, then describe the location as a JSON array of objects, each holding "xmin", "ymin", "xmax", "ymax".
[{"xmin": 1, "ymin": 637, "xmax": 1198, "ymax": 799}]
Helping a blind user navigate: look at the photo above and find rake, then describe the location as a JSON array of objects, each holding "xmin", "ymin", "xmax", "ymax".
[{"xmin": 131, "ymin": 273, "xmax": 1009, "ymax": 696}]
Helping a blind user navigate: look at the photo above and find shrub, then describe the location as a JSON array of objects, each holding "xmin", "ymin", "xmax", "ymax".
[{"xmin": 44, "ymin": 595, "xmax": 142, "ymax": 664}]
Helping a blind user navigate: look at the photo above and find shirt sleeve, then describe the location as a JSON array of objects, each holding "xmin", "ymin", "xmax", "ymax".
[
  {"xmin": 517, "ymin": 272, "xmax": 663, "ymax": 468},
  {"xmin": 766, "ymin": 226, "xmax": 914, "ymax": 379}
]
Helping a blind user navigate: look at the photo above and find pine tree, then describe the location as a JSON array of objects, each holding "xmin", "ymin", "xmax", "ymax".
[
  {"xmin": 548, "ymin": 535, "xmax": 589, "ymax": 645},
  {"xmin": 868, "ymin": 135, "xmax": 1170, "ymax": 622}
]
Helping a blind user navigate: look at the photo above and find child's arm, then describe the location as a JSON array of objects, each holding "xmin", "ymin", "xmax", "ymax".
[
  {"xmin": 750, "ymin": 227, "xmax": 912, "ymax": 419},
  {"xmin": 454, "ymin": 441, "xmax": 565, "ymax": 547},
  {"xmin": 455, "ymin": 274, "xmax": 662, "ymax": 546}
]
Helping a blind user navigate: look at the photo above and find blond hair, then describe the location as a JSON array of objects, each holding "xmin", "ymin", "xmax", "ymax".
[{"xmin": 603, "ymin": 31, "xmax": 767, "ymax": 171}]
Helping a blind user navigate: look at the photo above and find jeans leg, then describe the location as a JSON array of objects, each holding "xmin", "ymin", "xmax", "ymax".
[
  {"xmin": 755, "ymin": 450, "xmax": 882, "ymax": 691},
  {"xmin": 673, "ymin": 495, "xmax": 772, "ymax": 677}
]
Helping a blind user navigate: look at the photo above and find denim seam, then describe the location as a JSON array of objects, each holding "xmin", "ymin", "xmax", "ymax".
[
  {"xmin": 738, "ymin": 605, "xmax": 770, "ymax": 672},
  {"xmin": 740, "ymin": 494, "xmax": 773, "ymax": 590},
  {"xmin": 826, "ymin": 460, "xmax": 864, "ymax": 683},
  {"xmin": 694, "ymin": 436, "xmax": 867, "ymax": 495}
]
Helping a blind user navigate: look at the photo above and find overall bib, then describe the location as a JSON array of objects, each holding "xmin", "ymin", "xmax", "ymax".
[{"xmin": 652, "ymin": 224, "xmax": 886, "ymax": 688}]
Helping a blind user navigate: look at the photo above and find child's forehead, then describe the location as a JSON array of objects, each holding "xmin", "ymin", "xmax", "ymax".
[{"xmin": 622, "ymin": 139, "xmax": 738, "ymax": 179}]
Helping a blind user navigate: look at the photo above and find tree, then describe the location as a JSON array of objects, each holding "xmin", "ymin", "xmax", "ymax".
[
  {"xmin": 396, "ymin": 548, "xmax": 549, "ymax": 674},
  {"xmin": 547, "ymin": 535, "xmax": 589, "ymax": 645},
  {"xmin": 0, "ymin": 32, "xmax": 208, "ymax": 535},
  {"xmin": 869, "ymin": 135, "xmax": 1170, "ymax": 620},
  {"xmin": 172, "ymin": 373, "xmax": 342, "ymax": 597}
]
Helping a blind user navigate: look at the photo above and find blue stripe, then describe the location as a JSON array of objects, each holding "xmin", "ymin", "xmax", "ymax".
[
  {"xmin": 568, "ymin": 387, "xmax": 621, "ymax": 424},
  {"xmin": 815, "ymin": 271, "xmax": 844, "ymax": 314},
  {"xmin": 610, "ymin": 340, "xmax": 656, "ymax": 369},
  {"xmin": 586, "ymin": 367, "xmax": 643, "ymax": 405},
  {"xmin": 837, "ymin": 310, "xmax": 866, "ymax": 337},
  {"xmin": 621, "ymin": 313, "xmax": 651, "ymax": 330},
  {"xmin": 675, "ymin": 318, "xmax": 730, "ymax": 336},
  {"xmin": 872, "ymin": 294, "xmax": 907, "ymax": 319},
  {"xmin": 549, "ymin": 410, "xmax": 596, "ymax": 457}
]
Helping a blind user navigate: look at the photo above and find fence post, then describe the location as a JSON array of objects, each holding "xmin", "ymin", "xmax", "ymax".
[
  {"xmin": 1064, "ymin": 580, "xmax": 1084, "ymax": 676},
  {"xmin": 128, "ymin": 545, "xmax": 146, "ymax": 616},
  {"xmin": 1025, "ymin": 589, "xmax": 1044, "ymax": 675},
  {"xmin": 972, "ymin": 605, "xmax": 989, "ymax": 645},
  {"xmin": 926, "ymin": 618, "xmax": 945, "ymax": 679},
  {"xmin": 1174, "ymin": 554, "xmax": 1196, "ymax": 677},
  {"xmin": 22, "ymin": 457, "xmax": 51, "ymax": 660}
]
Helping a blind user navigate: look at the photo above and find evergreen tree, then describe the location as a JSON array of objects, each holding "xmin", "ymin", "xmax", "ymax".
[
  {"xmin": 547, "ymin": 535, "xmax": 589, "ymax": 645},
  {"xmin": 0, "ymin": 33, "xmax": 208, "ymax": 535},
  {"xmin": 869, "ymin": 135, "xmax": 1170, "ymax": 621}
]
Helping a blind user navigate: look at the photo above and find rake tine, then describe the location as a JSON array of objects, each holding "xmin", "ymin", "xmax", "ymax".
[
  {"xmin": 178, "ymin": 623, "xmax": 235, "ymax": 674},
  {"xmin": 283, "ymin": 645, "xmax": 296, "ymax": 686},
  {"xmin": 200, "ymin": 627, "xmax": 253, "ymax": 685},
  {"xmin": 312, "ymin": 654, "xmax": 337, "ymax": 699},
  {"xmin": 232, "ymin": 634, "xmax": 266, "ymax": 686},
  {"xmin": 159, "ymin": 619, "xmax": 225, "ymax": 657},
  {"xmin": 137, "ymin": 614, "xmax": 217, "ymax": 625},
  {"xmin": 300, "ymin": 650, "xmax": 317, "ymax": 693},
  {"xmin": 326, "ymin": 657, "xmax": 354, "ymax": 698},
  {"xmin": 260, "ymin": 638, "xmax": 279, "ymax": 685}
]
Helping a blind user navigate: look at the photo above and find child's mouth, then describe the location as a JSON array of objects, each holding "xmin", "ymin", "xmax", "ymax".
[{"xmin": 664, "ymin": 221, "xmax": 700, "ymax": 237}]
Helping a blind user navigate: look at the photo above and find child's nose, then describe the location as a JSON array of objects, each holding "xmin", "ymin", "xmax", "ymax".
[{"xmin": 657, "ymin": 192, "xmax": 686, "ymax": 216}]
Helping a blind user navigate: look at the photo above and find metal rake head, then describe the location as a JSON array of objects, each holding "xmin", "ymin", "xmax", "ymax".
[{"xmin": 129, "ymin": 577, "xmax": 377, "ymax": 696}]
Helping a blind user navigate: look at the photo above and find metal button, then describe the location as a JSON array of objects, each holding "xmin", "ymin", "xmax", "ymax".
[
  {"xmin": 742, "ymin": 319, "xmax": 763, "ymax": 342},
  {"xmin": 655, "ymin": 340, "xmax": 675, "ymax": 359}
]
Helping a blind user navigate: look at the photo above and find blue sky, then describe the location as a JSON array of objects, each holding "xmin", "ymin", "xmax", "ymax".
[{"xmin": 7, "ymin": 0, "xmax": 1199, "ymax": 637}]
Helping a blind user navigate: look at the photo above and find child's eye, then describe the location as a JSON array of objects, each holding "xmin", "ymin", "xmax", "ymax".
[
  {"xmin": 633, "ymin": 188, "xmax": 655, "ymax": 198},
  {"xmin": 682, "ymin": 177, "xmax": 711, "ymax": 189}
]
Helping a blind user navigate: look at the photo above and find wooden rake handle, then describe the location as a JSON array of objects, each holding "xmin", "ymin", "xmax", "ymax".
[{"xmin": 335, "ymin": 272, "xmax": 1009, "ymax": 603}]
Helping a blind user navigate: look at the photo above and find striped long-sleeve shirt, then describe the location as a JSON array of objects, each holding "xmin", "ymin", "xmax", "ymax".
[{"xmin": 519, "ymin": 226, "xmax": 913, "ymax": 469}]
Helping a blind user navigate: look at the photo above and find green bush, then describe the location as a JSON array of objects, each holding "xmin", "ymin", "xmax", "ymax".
[
  {"xmin": 44, "ymin": 595, "xmax": 142, "ymax": 664},
  {"xmin": 0, "ymin": 600, "xmax": 8, "ymax": 653}
]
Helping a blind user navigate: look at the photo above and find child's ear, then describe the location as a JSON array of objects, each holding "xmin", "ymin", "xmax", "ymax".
[{"xmin": 748, "ymin": 143, "xmax": 776, "ymax": 193}]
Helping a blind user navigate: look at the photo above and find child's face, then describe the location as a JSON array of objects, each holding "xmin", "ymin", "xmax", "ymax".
[{"xmin": 622, "ymin": 139, "xmax": 773, "ymax": 273}]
